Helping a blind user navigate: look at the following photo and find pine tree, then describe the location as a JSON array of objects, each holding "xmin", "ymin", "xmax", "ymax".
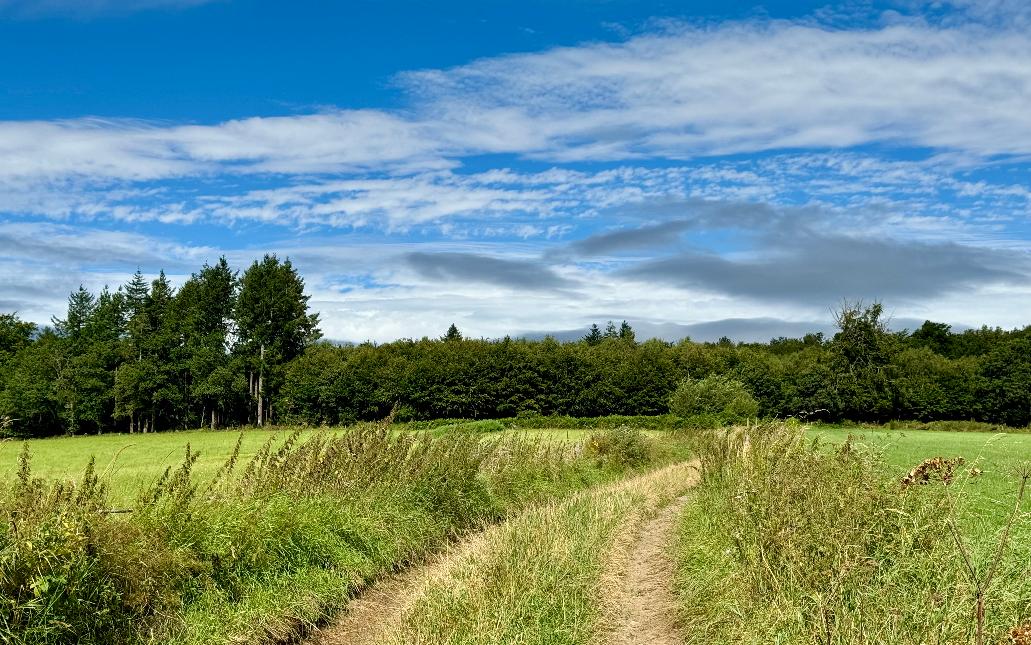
[
  {"xmin": 51, "ymin": 286, "xmax": 118, "ymax": 434},
  {"xmin": 583, "ymin": 323, "xmax": 603, "ymax": 345},
  {"xmin": 236, "ymin": 255, "xmax": 320, "ymax": 426},
  {"xmin": 177, "ymin": 257, "xmax": 239, "ymax": 429},
  {"xmin": 52, "ymin": 286, "xmax": 96, "ymax": 341},
  {"xmin": 117, "ymin": 271, "xmax": 151, "ymax": 432},
  {"xmin": 443, "ymin": 323, "xmax": 463, "ymax": 342},
  {"xmin": 618, "ymin": 320, "xmax": 636, "ymax": 344}
]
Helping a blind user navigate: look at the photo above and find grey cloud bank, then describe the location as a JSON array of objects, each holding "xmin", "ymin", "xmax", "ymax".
[
  {"xmin": 404, "ymin": 251, "xmax": 574, "ymax": 290},
  {"xmin": 520, "ymin": 316, "xmax": 948, "ymax": 344}
]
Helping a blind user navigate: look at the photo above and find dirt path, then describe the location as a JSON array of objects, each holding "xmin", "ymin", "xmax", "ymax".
[
  {"xmin": 311, "ymin": 529, "xmax": 492, "ymax": 645},
  {"xmin": 603, "ymin": 492, "xmax": 693, "ymax": 645},
  {"xmin": 311, "ymin": 461, "xmax": 699, "ymax": 645}
]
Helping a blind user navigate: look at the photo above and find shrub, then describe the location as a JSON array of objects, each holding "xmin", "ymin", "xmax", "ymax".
[
  {"xmin": 668, "ymin": 375, "xmax": 759, "ymax": 423},
  {"xmin": 445, "ymin": 419, "xmax": 507, "ymax": 433},
  {"xmin": 585, "ymin": 426, "xmax": 652, "ymax": 468}
]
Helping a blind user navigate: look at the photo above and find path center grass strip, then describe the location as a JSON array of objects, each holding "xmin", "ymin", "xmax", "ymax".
[{"xmin": 361, "ymin": 461, "xmax": 699, "ymax": 645}]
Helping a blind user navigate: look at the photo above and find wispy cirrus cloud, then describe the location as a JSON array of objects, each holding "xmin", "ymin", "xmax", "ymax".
[
  {"xmin": 401, "ymin": 20, "xmax": 1031, "ymax": 161},
  {"xmin": 0, "ymin": 112, "xmax": 449, "ymax": 184},
  {"xmin": 0, "ymin": 0, "xmax": 218, "ymax": 18},
  {"xmin": 4, "ymin": 17, "xmax": 1031, "ymax": 190}
]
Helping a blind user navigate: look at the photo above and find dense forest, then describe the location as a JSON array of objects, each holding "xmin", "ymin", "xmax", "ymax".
[{"xmin": 1, "ymin": 258, "xmax": 1030, "ymax": 437}]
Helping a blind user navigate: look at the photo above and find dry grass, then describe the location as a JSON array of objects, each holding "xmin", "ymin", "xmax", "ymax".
[
  {"xmin": 675, "ymin": 424, "xmax": 1031, "ymax": 644},
  {"xmin": 313, "ymin": 460, "xmax": 699, "ymax": 645}
]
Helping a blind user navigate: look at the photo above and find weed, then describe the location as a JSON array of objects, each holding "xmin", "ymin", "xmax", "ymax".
[{"xmin": 675, "ymin": 423, "xmax": 1031, "ymax": 644}]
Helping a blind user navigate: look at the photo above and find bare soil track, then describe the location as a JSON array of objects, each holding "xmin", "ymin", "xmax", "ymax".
[
  {"xmin": 311, "ymin": 461, "xmax": 699, "ymax": 645},
  {"xmin": 603, "ymin": 492, "xmax": 693, "ymax": 645},
  {"xmin": 310, "ymin": 529, "xmax": 493, "ymax": 645}
]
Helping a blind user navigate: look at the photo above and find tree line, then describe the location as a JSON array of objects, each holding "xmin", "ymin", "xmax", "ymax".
[
  {"xmin": 0, "ymin": 256, "xmax": 319, "ymax": 436},
  {"xmin": 2, "ymin": 260, "xmax": 1030, "ymax": 436}
]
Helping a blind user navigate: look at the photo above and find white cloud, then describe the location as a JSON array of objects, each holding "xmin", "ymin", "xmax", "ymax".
[
  {"xmin": 402, "ymin": 21, "xmax": 1031, "ymax": 161},
  {"xmin": 0, "ymin": 112, "xmax": 449, "ymax": 185},
  {"xmin": 4, "ymin": 17, "xmax": 1031, "ymax": 189}
]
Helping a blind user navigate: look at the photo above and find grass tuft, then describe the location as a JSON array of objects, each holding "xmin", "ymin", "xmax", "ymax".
[{"xmin": 675, "ymin": 424, "xmax": 1031, "ymax": 644}]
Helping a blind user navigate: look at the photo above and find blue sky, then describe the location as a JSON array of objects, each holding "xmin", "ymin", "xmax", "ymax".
[{"xmin": 1, "ymin": 0, "xmax": 1030, "ymax": 342}]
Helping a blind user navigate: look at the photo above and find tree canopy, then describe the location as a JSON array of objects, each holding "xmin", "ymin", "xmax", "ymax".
[{"xmin": 3, "ymin": 276, "xmax": 1031, "ymax": 437}]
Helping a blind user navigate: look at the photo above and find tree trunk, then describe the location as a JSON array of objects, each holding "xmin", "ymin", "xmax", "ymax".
[
  {"xmin": 211, "ymin": 408, "xmax": 216, "ymax": 430},
  {"xmin": 257, "ymin": 344, "xmax": 265, "ymax": 427}
]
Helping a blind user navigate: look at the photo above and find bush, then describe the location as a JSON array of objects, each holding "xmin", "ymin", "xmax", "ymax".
[
  {"xmin": 443, "ymin": 419, "xmax": 507, "ymax": 433},
  {"xmin": 585, "ymin": 426, "xmax": 652, "ymax": 468},
  {"xmin": 668, "ymin": 375, "xmax": 759, "ymax": 423}
]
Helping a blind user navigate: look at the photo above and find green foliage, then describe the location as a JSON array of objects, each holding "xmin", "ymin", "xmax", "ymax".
[
  {"xmin": 5, "ymin": 268, "xmax": 1031, "ymax": 437},
  {"xmin": 668, "ymin": 375, "xmax": 759, "ymax": 423},
  {"xmin": 0, "ymin": 425, "xmax": 670, "ymax": 644},
  {"xmin": 0, "ymin": 313, "xmax": 35, "ymax": 366},
  {"xmin": 676, "ymin": 425, "xmax": 1031, "ymax": 643}
]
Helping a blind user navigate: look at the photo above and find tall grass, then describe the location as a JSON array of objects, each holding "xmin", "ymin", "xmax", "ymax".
[
  {"xmin": 0, "ymin": 424, "xmax": 661, "ymax": 644},
  {"xmin": 382, "ymin": 459, "xmax": 697, "ymax": 645},
  {"xmin": 675, "ymin": 424, "xmax": 1031, "ymax": 644}
]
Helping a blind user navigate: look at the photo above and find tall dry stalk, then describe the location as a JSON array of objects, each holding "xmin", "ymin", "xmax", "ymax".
[{"xmin": 945, "ymin": 466, "xmax": 1030, "ymax": 645}]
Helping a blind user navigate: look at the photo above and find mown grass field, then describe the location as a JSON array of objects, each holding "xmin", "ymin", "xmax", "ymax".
[
  {"xmin": 0, "ymin": 429, "xmax": 319, "ymax": 501},
  {"xmin": 0, "ymin": 425, "xmax": 613, "ymax": 503},
  {"xmin": 811, "ymin": 426, "xmax": 1031, "ymax": 536}
]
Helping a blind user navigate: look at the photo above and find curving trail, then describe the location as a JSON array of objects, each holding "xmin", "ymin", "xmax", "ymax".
[
  {"xmin": 310, "ymin": 528, "xmax": 493, "ymax": 645},
  {"xmin": 311, "ymin": 460, "xmax": 699, "ymax": 645}
]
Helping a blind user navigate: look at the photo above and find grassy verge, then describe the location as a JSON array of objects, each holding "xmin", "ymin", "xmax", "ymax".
[
  {"xmin": 675, "ymin": 424, "xmax": 1031, "ymax": 643},
  {"xmin": 378, "ymin": 460, "xmax": 697, "ymax": 645},
  {"xmin": 0, "ymin": 416, "xmax": 683, "ymax": 501},
  {"xmin": 0, "ymin": 424, "xmax": 683, "ymax": 644}
]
